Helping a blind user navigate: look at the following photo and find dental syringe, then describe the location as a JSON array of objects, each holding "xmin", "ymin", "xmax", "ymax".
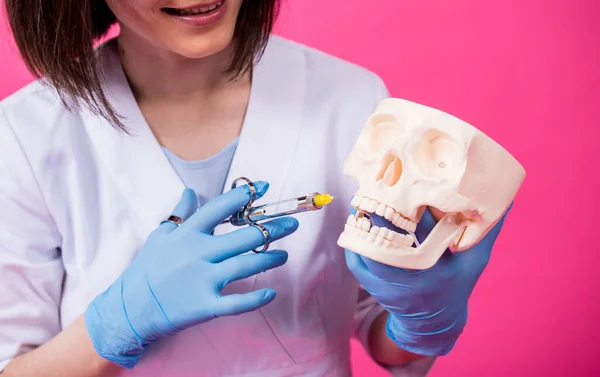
[{"xmin": 222, "ymin": 193, "xmax": 334, "ymax": 226}]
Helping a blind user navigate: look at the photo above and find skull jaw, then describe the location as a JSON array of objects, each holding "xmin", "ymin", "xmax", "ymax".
[{"xmin": 338, "ymin": 213, "xmax": 468, "ymax": 270}]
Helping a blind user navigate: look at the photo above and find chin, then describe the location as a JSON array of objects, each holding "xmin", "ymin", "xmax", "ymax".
[
  {"xmin": 169, "ymin": 30, "xmax": 235, "ymax": 60},
  {"xmin": 111, "ymin": 0, "xmax": 242, "ymax": 61}
]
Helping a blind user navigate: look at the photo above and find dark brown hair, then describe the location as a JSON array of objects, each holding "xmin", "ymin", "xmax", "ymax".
[{"xmin": 4, "ymin": 0, "xmax": 280, "ymax": 130}]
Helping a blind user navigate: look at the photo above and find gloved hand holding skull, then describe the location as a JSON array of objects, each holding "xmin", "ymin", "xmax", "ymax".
[{"xmin": 339, "ymin": 98, "xmax": 524, "ymax": 356}]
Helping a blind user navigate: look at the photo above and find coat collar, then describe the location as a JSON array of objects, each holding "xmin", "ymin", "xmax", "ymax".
[
  {"xmin": 82, "ymin": 37, "xmax": 307, "ymax": 238},
  {"xmin": 215, "ymin": 38, "xmax": 307, "ymax": 235}
]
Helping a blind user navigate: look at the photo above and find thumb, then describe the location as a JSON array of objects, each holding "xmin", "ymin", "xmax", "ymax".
[
  {"xmin": 151, "ymin": 188, "xmax": 199, "ymax": 239},
  {"xmin": 457, "ymin": 202, "xmax": 513, "ymax": 275},
  {"xmin": 414, "ymin": 207, "xmax": 437, "ymax": 245}
]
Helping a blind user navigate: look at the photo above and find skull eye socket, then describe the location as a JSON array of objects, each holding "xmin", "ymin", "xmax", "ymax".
[
  {"xmin": 362, "ymin": 114, "xmax": 402, "ymax": 154},
  {"xmin": 413, "ymin": 129, "xmax": 462, "ymax": 178}
]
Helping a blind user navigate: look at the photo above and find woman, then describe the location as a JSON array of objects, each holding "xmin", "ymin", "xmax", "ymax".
[{"xmin": 0, "ymin": 0, "xmax": 508, "ymax": 376}]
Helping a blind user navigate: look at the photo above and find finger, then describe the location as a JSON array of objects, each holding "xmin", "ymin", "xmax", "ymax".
[
  {"xmin": 349, "ymin": 204, "xmax": 357, "ymax": 215},
  {"xmin": 149, "ymin": 188, "xmax": 198, "ymax": 241},
  {"xmin": 213, "ymin": 288, "xmax": 277, "ymax": 317},
  {"xmin": 218, "ymin": 250, "xmax": 288, "ymax": 287},
  {"xmin": 344, "ymin": 248, "xmax": 372, "ymax": 279},
  {"xmin": 414, "ymin": 208, "xmax": 438, "ymax": 245},
  {"xmin": 207, "ymin": 217, "xmax": 299, "ymax": 263},
  {"xmin": 181, "ymin": 181, "xmax": 269, "ymax": 234},
  {"xmin": 344, "ymin": 249, "xmax": 394, "ymax": 291},
  {"xmin": 457, "ymin": 204, "xmax": 512, "ymax": 275}
]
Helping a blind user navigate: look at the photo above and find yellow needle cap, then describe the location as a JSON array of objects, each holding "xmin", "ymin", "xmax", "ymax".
[{"xmin": 314, "ymin": 194, "xmax": 334, "ymax": 207}]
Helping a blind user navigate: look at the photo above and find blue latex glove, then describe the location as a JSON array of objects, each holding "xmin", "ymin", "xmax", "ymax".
[
  {"xmin": 85, "ymin": 182, "xmax": 299, "ymax": 369},
  {"xmin": 345, "ymin": 206, "xmax": 511, "ymax": 357}
]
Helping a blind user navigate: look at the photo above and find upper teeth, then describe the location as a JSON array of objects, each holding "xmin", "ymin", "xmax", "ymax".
[
  {"xmin": 176, "ymin": 1, "xmax": 222, "ymax": 15},
  {"xmin": 350, "ymin": 195, "xmax": 417, "ymax": 233}
]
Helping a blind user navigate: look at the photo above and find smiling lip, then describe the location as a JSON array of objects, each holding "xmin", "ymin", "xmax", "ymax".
[
  {"xmin": 172, "ymin": 0, "xmax": 222, "ymax": 12},
  {"xmin": 162, "ymin": 0, "xmax": 227, "ymax": 28}
]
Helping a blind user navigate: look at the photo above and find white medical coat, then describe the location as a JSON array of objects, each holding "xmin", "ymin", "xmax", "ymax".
[{"xmin": 0, "ymin": 35, "xmax": 435, "ymax": 376}]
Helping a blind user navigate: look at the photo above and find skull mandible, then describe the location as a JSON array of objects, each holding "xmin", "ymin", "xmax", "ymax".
[{"xmin": 337, "ymin": 98, "xmax": 525, "ymax": 270}]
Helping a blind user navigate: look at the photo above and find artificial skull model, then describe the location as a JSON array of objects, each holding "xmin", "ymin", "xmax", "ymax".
[{"xmin": 337, "ymin": 98, "xmax": 526, "ymax": 270}]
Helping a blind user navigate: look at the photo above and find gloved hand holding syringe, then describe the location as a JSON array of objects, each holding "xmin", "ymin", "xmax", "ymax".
[{"xmin": 85, "ymin": 180, "xmax": 308, "ymax": 369}]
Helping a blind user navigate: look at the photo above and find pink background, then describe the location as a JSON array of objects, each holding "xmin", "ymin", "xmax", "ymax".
[{"xmin": 1, "ymin": 0, "xmax": 599, "ymax": 376}]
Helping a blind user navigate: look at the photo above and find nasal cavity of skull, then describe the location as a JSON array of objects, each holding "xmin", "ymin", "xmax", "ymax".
[{"xmin": 376, "ymin": 152, "xmax": 403, "ymax": 187}]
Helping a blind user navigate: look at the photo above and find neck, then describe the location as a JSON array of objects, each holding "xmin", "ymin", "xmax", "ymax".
[
  {"xmin": 111, "ymin": 27, "xmax": 253, "ymax": 160},
  {"xmin": 116, "ymin": 28, "xmax": 243, "ymax": 103}
]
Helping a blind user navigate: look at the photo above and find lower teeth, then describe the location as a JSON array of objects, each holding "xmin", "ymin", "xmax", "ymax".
[{"xmin": 350, "ymin": 211, "xmax": 418, "ymax": 247}]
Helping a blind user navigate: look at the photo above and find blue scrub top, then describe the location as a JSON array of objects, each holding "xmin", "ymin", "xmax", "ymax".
[{"xmin": 162, "ymin": 138, "xmax": 239, "ymax": 206}]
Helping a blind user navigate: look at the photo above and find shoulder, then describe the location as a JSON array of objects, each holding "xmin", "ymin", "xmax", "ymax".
[
  {"xmin": 0, "ymin": 77, "xmax": 87, "ymax": 176},
  {"xmin": 264, "ymin": 36, "xmax": 389, "ymax": 152},
  {"xmin": 0, "ymin": 79, "xmax": 73, "ymax": 139},
  {"xmin": 1, "ymin": 78, "xmax": 64, "ymax": 114},
  {"xmin": 0, "ymin": 39, "xmax": 119, "ymax": 140},
  {"xmin": 266, "ymin": 35, "xmax": 389, "ymax": 104}
]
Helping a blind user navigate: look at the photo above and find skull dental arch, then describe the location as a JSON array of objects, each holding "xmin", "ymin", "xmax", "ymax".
[{"xmin": 337, "ymin": 98, "xmax": 525, "ymax": 270}]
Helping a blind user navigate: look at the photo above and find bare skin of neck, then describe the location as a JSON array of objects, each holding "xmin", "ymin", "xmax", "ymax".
[{"xmin": 117, "ymin": 30, "xmax": 251, "ymax": 161}]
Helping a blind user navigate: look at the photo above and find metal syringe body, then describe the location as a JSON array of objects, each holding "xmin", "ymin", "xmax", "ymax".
[{"xmin": 227, "ymin": 193, "xmax": 327, "ymax": 226}]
